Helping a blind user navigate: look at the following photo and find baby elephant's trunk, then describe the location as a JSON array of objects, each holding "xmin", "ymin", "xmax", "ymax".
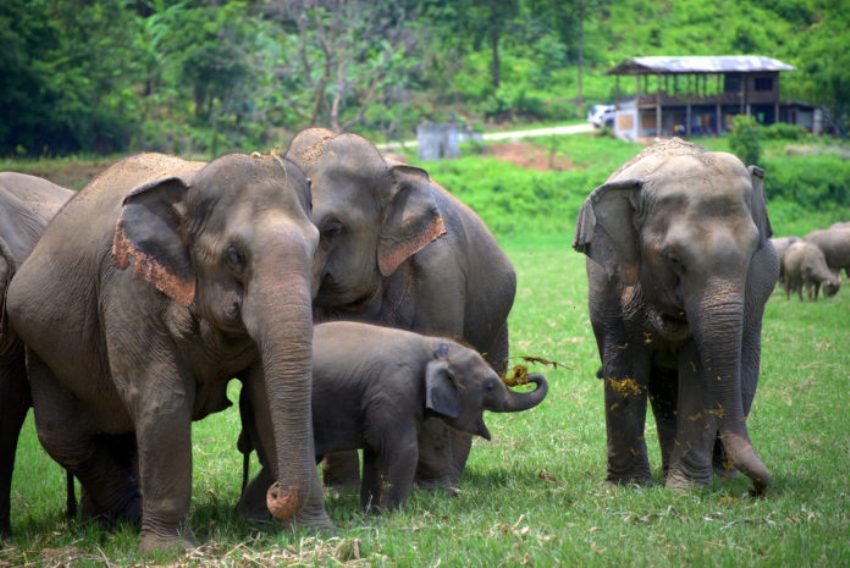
[{"xmin": 490, "ymin": 374, "xmax": 548, "ymax": 413}]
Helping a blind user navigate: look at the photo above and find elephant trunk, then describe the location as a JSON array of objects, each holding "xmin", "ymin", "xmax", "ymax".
[
  {"xmin": 688, "ymin": 280, "xmax": 770, "ymax": 493},
  {"xmin": 241, "ymin": 228, "xmax": 320, "ymax": 523},
  {"xmin": 489, "ymin": 374, "xmax": 548, "ymax": 413}
]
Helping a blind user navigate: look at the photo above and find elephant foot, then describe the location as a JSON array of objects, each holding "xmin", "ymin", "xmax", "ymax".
[
  {"xmin": 278, "ymin": 510, "xmax": 336, "ymax": 534},
  {"xmin": 138, "ymin": 528, "xmax": 195, "ymax": 554},
  {"xmin": 414, "ymin": 477, "xmax": 459, "ymax": 495},
  {"xmin": 665, "ymin": 468, "xmax": 711, "ymax": 492},
  {"xmin": 605, "ymin": 472, "xmax": 652, "ymax": 487},
  {"xmin": 79, "ymin": 488, "xmax": 142, "ymax": 526}
]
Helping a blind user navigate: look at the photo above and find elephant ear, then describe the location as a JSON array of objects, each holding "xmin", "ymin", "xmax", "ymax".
[
  {"xmin": 112, "ymin": 177, "xmax": 196, "ymax": 305},
  {"xmin": 747, "ymin": 165, "xmax": 773, "ymax": 242},
  {"xmin": 572, "ymin": 179, "xmax": 643, "ymax": 286},
  {"xmin": 425, "ymin": 358, "xmax": 460, "ymax": 418},
  {"xmin": 377, "ymin": 165, "xmax": 447, "ymax": 277}
]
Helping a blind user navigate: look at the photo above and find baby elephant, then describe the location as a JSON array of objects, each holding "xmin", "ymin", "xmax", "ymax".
[
  {"xmin": 239, "ymin": 321, "xmax": 548, "ymax": 514},
  {"xmin": 783, "ymin": 241, "xmax": 841, "ymax": 300}
]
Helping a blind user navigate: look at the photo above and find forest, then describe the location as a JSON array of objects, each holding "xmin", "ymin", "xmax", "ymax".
[{"xmin": 2, "ymin": 0, "xmax": 848, "ymax": 157}]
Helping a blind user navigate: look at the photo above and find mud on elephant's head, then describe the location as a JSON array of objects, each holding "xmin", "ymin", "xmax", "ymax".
[
  {"xmin": 574, "ymin": 138, "xmax": 773, "ymax": 341},
  {"xmin": 286, "ymin": 128, "xmax": 446, "ymax": 312},
  {"xmin": 425, "ymin": 343, "xmax": 548, "ymax": 440}
]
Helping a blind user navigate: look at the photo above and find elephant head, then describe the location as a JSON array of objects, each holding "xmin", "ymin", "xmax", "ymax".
[
  {"xmin": 425, "ymin": 343, "xmax": 548, "ymax": 440},
  {"xmin": 573, "ymin": 140, "xmax": 773, "ymax": 492},
  {"xmin": 113, "ymin": 153, "xmax": 323, "ymax": 523},
  {"xmin": 286, "ymin": 129, "xmax": 445, "ymax": 313}
]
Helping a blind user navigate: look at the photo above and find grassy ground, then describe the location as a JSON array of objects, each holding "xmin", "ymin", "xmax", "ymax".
[{"xmin": 2, "ymin": 233, "xmax": 849, "ymax": 566}]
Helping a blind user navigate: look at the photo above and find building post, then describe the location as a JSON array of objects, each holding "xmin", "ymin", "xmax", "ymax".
[
  {"xmin": 636, "ymin": 74, "xmax": 641, "ymax": 137},
  {"xmin": 686, "ymin": 104, "xmax": 692, "ymax": 137},
  {"xmin": 656, "ymin": 73, "xmax": 662, "ymax": 137},
  {"xmin": 716, "ymin": 103, "xmax": 722, "ymax": 134}
]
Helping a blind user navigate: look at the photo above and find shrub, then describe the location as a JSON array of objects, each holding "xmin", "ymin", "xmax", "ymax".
[
  {"xmin": 762, "ymin": 122, "xmax": 810, "ymax": 141},
  {"xmin": 729, "ymin": 115, "xmax": 762, "ymax": 166}
]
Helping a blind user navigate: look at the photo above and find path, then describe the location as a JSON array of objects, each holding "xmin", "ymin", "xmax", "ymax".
[{"xmin": 376, "ymin": 122, "xmax": 594, "ymax": 151}]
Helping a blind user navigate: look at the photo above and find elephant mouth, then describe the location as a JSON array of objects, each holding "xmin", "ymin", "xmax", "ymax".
[
  {"xmin": 318, "ymin": 280, "xmax": 382, "ymax": 314},
  {"xmin": 649, "ymin": 308, "xmax": 691, "ymax": 341}
]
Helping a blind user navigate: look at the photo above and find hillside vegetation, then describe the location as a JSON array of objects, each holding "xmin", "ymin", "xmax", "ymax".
[{"xmin": 2, "ymin": 0, "xmax": 847, "ymax": 157}]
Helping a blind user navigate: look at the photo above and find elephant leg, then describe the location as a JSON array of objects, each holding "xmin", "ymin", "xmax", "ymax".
[
  {"xmin": 486, "ymin": 321, "xmax": 510, "ymax": 376},
  {"xmin": 321, "ymin": 452, "xmax": 361, "ymax": 491},
  {"xmin": 26, "ymin": 350, "xmax": 141, "ymax": 525},
  {"xmin": 65, "ymin": 471, "xmax": 77, "ymax": 520},
  {"xmin": 132, "ymin": 375, "xmax": 195, "ymax": 552},
  {"xmin": 414, "ymin": 418, "xmax": 458, "ymax": 493},
  {"xmin": 647, "ymin": 365, "xmax": 678, "ymax": 479},
  {"xmin": 237, "ymin": 466, "xmax": 275, "ymax": 521},
  {"xmin": 360, "ymin": 447, "xmax": 380, "ymax": 513},
  {"xmin": 0, "ymin": 355, "xmax": 29, "ymax": 538},
  {"xmin": 448, "ymin": 431, "xmax": 472, "ymax": 486},
  {"xmin": 599, "ymin": 329, "xmax": 652, "ymax": 485},
  {"xmin": 666, "ymin": 343, "xmax": 715, "ymax": 489},
  {"xmin": 378, "ymin": 434, "xmax": 418, "ymax": 512}
]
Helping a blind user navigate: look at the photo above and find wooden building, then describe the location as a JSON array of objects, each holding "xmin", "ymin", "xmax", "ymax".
[{"xmin": 606, "ymin": 55, "xmax": 820, "ymax": 139}]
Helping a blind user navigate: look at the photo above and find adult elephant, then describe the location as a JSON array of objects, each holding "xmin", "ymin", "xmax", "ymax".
[
  {"xmin": 573, "ymin": 138, "xmax": 777, "ymax": 493},
  {"xmin": 0, "ymin": 173, "xmax": 74, "ymax": 537},
  {"xmin": 805, "ymin": 225, "xmax": 850, "ymax": 279},
  {"xmin": 238, "ymin": 128, "xmax": 516, "ymax": 510},
  {"xmin": 5, "ymin": 153, "xmax": 330, "ymax": 551}
]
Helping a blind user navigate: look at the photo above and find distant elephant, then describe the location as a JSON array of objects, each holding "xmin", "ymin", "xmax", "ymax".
[
  {"xmin": 237, "ymin": 321, "xmax": 547, "ymax": 515},
  {"xmin": 5, "ymin": 153, "xmax": 330, "ymax": 551},
  {"xmin": 573, "ymin": 138, "xmax": 777, "ymax": 493},
  {"xmin": 769, "ymin": 236, "xmax": 800, "ymax": 290},
  {"xmin": 238, "ymin": 128, "xmax": 516, "ymax": 501},
  {"xmin": 0, "ymin": 173, "xmax": 73, "ymax": 537},
  {"xmin": 805, "ymin": 226, "xmax": 850, "ymax": 279},
  {"xmin": 782, "ymin": 241, "xmax": 840, "ymax": 300}
]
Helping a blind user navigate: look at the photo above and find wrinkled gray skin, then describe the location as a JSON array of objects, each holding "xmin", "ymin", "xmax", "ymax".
[
  {"xmin": 805, "ymin": 226, "xmax": 850, "ymax": 279},
  {"xmin": 573, "ymin": 139, "xmax": 777, "ymax": 493},
  {"xmin": 0, "ymin": 173, "xmax": 73, "ymax": 537},
  {"xmin": 782, "ymin": 241, "xmax": 840, "ymax": 300},
  {"xmin": 237, "ymin": 321, "xmax": 547, "ymax": 516},
  {"xmin": 5, "ymin": 153, "xmax": 330, "ymax": 551},
  {"xmin": 239, "ymin": 128, "xmax": 516, "ymax": 505}
]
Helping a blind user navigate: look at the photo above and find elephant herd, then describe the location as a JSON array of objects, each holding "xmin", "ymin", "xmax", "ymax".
[
  {"xmin": 771, "ymin": 224, "xmax": 850, "ymax": 301},
  {"xmin": 0, "ymin": 134, "xmax": 785, "ymax": 552}
]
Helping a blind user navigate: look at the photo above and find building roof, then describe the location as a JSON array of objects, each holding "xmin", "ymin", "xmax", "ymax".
[{"xmin": 607, "ymin": 55, "xmax": 795, "ymax": 75}]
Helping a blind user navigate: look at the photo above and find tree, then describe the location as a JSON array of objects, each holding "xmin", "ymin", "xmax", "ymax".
[{"xmin": 265, "ymin": 0, "xmax": 420, "ymax": 132}]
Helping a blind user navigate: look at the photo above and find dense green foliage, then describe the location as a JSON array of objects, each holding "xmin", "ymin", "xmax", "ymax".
[{"xmin": 2, "ymin": 0, "xmax": 848, "ymax": 157}]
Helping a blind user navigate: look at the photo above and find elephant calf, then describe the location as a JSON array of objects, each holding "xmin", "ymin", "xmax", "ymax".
[
  {"xmin": 239, "ymin": 321, "xmax": 548, "ymax": 514},
  {"xmin": 782, "ymin": 241, "xmax": 841, "ymax": 300}
]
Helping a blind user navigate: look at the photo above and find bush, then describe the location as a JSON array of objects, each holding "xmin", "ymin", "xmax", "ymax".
[
  {"xmin": 762, "ymin": 122, "xmax": 810, "ymax": 141},
  {"xmin": 729, "ymin": 115, "xmax": 762, "ymax": 166}
]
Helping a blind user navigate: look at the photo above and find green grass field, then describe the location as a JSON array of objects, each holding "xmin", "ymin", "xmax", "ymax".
[
  {"xmin": 2, "ymin": 136, "xmax": 850, "ymax": 565},
  {"xmin": 3, "ymin": 235, "xmax": 849, "ymax": 566}
]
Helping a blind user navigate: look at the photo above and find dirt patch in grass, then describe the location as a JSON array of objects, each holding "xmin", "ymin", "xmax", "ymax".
[{"xmin": 485, "ymin": 141, "xmax": 575, "ymax": 171}]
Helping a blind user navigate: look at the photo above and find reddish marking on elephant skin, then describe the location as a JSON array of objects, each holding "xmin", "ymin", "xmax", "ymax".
[
  {"xmin": 112, "ymin": 223, "xmax": 196, "ymax": 306},
  {"xmin": 266, "ymin": 482, "xmax": 301, "ymax": 520},
  {"xmin": 378, "ymin": 216, "xmax": 446, "ymax": 277}
]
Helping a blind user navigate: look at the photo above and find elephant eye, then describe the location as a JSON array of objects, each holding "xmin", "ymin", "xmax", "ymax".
[
  {"xmin": 226, "ymin": 243, "xmax": 246, "ymax": 273},
  {"xmin": 484, "ymin": 378, "xmax": 497, "ymax": 392},
  {"xmin": 321, "ymin": 220, "xmax": 344, "ymax": 239}
]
